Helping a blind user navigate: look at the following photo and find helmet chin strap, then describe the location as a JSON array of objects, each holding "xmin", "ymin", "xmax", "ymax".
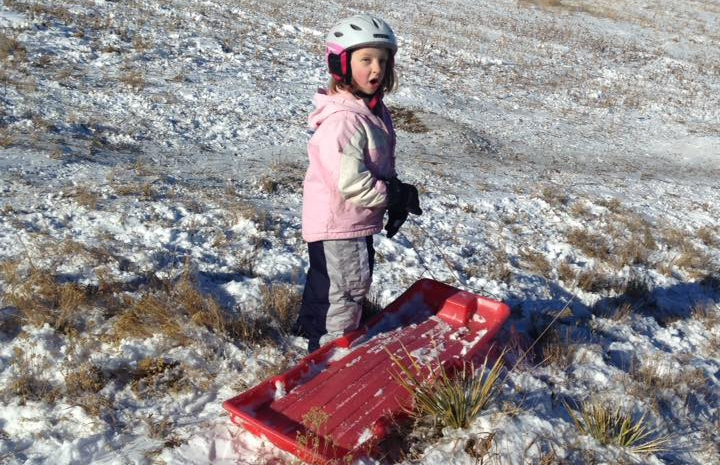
[{"xmin": 354, "ymin": 89, "xmax": 384, "ymax": 114}]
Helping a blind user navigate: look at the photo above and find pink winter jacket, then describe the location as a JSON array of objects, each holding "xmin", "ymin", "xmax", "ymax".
[{"xmin": 302, "ymin": 89, "xmax": 396, "ymax": 242}]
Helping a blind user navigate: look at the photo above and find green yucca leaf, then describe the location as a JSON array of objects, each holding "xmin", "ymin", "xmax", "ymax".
[
  {"xmin": 388, "ymin": 345, "xmax": 506, "ymax": 430},
  {"xmin": 564, "ymin": 400, "xmax": 671, "ymax": 455}
]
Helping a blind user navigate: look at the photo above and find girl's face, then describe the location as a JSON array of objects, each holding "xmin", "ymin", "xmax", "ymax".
[{"xmin": 350, "ymin": 47, "xmax": 390, "ymax": 95}]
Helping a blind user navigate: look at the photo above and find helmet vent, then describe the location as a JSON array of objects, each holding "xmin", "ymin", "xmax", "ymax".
[
  {"xmin": 350, "ymin": 24, "xmax": 362, "ymax": 31},
  {"xmin": 371, "ymin": 18, "xmax": 380, "ymax": 28},
  {"xmin": 373, "ymin": 34, "xmax": 389, "ymax": 39},
  {"xmin": 334, "ymin": 31, "xmax": 344, "ymax": 37}
]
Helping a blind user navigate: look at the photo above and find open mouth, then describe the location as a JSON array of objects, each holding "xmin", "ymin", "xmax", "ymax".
[{"xmin": 369, "ymin": 78, "xmax": 379, "ymax": 86}]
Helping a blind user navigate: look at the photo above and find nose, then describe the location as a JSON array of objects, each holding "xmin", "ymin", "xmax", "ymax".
[{"xmin": 371, "ymin": 59, "xmax": 382, "ymax": 75}]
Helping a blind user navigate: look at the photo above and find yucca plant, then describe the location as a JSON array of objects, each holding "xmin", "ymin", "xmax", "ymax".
[
  {"xmin": 389, "ymin": 346, "xmax": 506, "ymax": 430},
  {"xmin": 565, "ymin": 400, "xmax": 670, "ymax": 455}
]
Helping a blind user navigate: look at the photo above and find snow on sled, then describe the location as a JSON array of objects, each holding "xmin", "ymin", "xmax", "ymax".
[{"xmin": 223, "ymin": 279, "xmax": 510, "ymax": 464}]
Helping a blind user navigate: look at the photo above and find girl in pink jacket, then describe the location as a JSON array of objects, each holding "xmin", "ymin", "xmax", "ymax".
[{"xmin": 294, "ymin": 14, "xmax": 422, "ymax": 353}]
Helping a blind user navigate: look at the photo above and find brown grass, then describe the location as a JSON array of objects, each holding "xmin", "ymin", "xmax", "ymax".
[
  {"xmin": 569, "ymin": 200, "xmax": 592, "ymax": 218},
  {"xmin": 537, "ymin": 184, "xmax": 569, "ymax": 207},
  {"xmin": 389, "ymin": 106, "xmax": 430, "ymax": 133},
  {"xmin": 576, "ymin": 267, "xmax": 614, "ymax": 293},
  {"xmin": 673, "ymin": 243, "xmax": 714, "ymax": 276},
  {"xmin": 691, "ymin": 302, "xmax": 720, "ymax": 328},
  {"xmin": 537, "ymin": 326, "xmax": 576, "ymax": 370},
  {"xmin": 264, "ymin": 160, "xmax": 305, "ymax": 194},
  {"xmin": 65, "ymin": 363, "xmax": 107, "ymax": 396},
  {"xmin": 131, "ymin": 357, "xmax": 192, "ymax": 397},
  {"xmin": 111, "ymin": 181, "xmax": 157, "ymax": 199},
  {"xmin": 630, "ymin": 353, "xmax": 708, "ymax": 394},
  {"xmin": 226, "ymin": 314, "xmax": 275, "ymax": 345},
  {"xmin": 660, "ymin": 226, "xmax": 688, "ymax": 249},
  {"xmin": 611, "ymin": 237, "xmax": 651, "ymax": 269},
  {"xmin": 111, "ymin": 292, "xmax": 188, "ymax": 344},
  {"xmin": 1, "ymin": 262, "xmax": 91, "ymax": 335},
  {"xmin": 597, "ymin": 197, "xmax": 623, "ymax": 214},
  {"xmin": 607, "ymin": 302, "xmax": 634, "ymax": 323},
  {"xmin": 111, "ymin": 267, "xmax": 228, "ymax": 344},
  {"xmin": 488, "ymin": 249, "xmax": 513, "ymax": 283},
  {"xmin": 120, "ymin": 68, "xmax": 146, "ymax": 90},
  {"xmin": 692, "ymin": 303, "xmax": 720, "ymax": 357},
  {"xmin": 521, "ymin": 249, "xmax": 553, "ymax": 279},
  {"xmin": 259, "ymin": 176, "xmax": 278, "ymax": 194},
  {"xmin": 697, "ymin": 226, "xmax": 719, "ymax": 247},
  {"xmin": 108, "ymin": 264, "xmax": 280, "ymax": 347},
  {"xmin": 566, "ymin": 228, "xmax": 610, "ymax": 261},
  {"xmin": 557, "ymin": 261, "xmax": 577, "ymax": 285},
  {"xmin": 65, "ymin": 186, "xmax": 100, "ymax": 209},
  {"xmin": 260, "ymin": 281, "xmax": 302, "ymax": 335},
  {"xmin": 0, "ymin": 32, "xmax": 27, "ymax": 64},
  {"xmin": 3, "ymin": 348, "xmax": 60, "ymax": 405},
  {"xmin": 132, "ymin": 35, "xmax": 154, "ymax": 54},
  {"xmin": 0, "ymin": 128, "xmax": 14, "ymax": 148}
]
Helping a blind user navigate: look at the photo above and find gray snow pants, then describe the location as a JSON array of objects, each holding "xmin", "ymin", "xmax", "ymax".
[{"xmin": 295, "ymin": 236, "xmax": 375, "ymax": 349}]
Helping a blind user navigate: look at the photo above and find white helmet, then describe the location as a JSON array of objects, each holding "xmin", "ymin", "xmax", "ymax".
[
  {"xmin": 326, "ymin": 14, "xmax": 397, "ymax": 56},
  {"xmin": 325, "ymin": 14, "xmax": 397, "ymax": 84}
]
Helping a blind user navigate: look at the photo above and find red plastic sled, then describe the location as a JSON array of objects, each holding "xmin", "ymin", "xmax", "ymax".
[{"xmin": 223, "ymin": 279, "xmax": 510, "ymax": 464}]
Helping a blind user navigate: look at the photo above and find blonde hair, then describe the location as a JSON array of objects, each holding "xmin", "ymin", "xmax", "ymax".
[{"xmin": 328, "ymin": 55, "xmax": 397, "ymax": 95}]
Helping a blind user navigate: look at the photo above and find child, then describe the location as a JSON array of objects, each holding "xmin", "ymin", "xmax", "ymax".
[{"xmin": 294, "ymin": 14, "xmax": 422, "ymax": 353}]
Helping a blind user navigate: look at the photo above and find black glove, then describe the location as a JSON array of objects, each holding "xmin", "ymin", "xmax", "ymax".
[
  {"xmin": 385, "ymin": 206, "xmax": 408, "ymax": 239},
  {"xmin": 386, "ymin": 178, "xmax": 422, "ymax": 215},
  {"xmin": 384, "ymin": 178, "xmax": 422, "ymax": 238}
]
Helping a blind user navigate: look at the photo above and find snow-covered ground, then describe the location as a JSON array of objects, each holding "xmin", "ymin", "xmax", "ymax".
[{"xmin": 1, "ymin": 0, "xmax": 719, "ymax": 463}]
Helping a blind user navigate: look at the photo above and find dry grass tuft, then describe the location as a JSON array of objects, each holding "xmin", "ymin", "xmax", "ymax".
[
  {"xmin": 691, "ymin": 302, "xmax": 720, "ymax": 328},
  {"xmin": 3, "ymin": 348, "xmax": 60, "ymax": 404},
  {"xmin": 597, "ymin": 197, "xmax": 624, "ymax": 214},
  {"xmin": 174, "ymin": 269, "xmax": 227, "ymax": 335},
  {"xmin": 65, "ymin": 363, "xmax": 107, "ymax": 396},
  {"xmin": 537, "ymin": 184, "xmax": 569, "ymax": 207},
  {"xmin": 569, "ymin": 200, "xmax": 592, "ymax": 218},
  {"xmin": 557, "ymin": 261, "xmax": 577, "ymax": 285},
  {"xmin": 259, "ymin": 176, "xmax": 278, "ymax": 194},
  {"xmin": 65, "ymin": 186, "xmax": 101, "ymax": 209},
  {"xmin": 697, "ymin": 226, "xmax": 719, "ymax": 247},
  {"xmin": 131, "ymin": 357, "xmax": 191, "ymax": 397},
  {"xmin": 120, "ymin": 67, "xmax": 146, "ymax": 90},
  {"xmin": 660, "ymin": 226, "xmax": 688, "ymax": 249},
  {"xmin": 0, "ymin": 32, "xmax": 27, "ymax": 64},
  {"xmin": 611, "ymin": 237, "xmax": 651, "ymax": 269},
  {"xmin": 111, "ymin": 273, "xmax": 226, "ymax": 344},
  {"xmin": 609, "ymin": 302, "xmax": 634, "ymax": 322},
  {"xmin": 630, "ymin": 354, "xmax": 708, "ymax": 393},
  {"xmin": 521, "ymin": 249, "xmax": 553, "ymax": 279},
  {"xmin": 672, "ymin": 243, "xmax": 714, "ymax": 276},
  {"xmin": 1, "ymin": 262, "xmax": 91, "ymax": 335},
  {"xmin": 537, "ymin": 326, "xmax": 576, "ymax": 370},
  {"xmin": 111, "ymin": 292, "xmax": 188, "ymax": 344},
  {"xmin": 227, "ymin": 314, "xmax": 275, "ymax": 345},
  {"xmin": 576, "ymin": 267, "xmax": 614, "ymax": 293},
  {"xmin": 260, "ymin": 281, "xmax": 301, "ymax": 335},
  {"xmin": 389, "ymin": 106, "xmax": 430, "ymax": 133},
  {"xmin": 0, "ymin": 128, "xmax": 15, "ymax": 148},
  {"xmin": 488, "ymin": 249, "xmax": 513, "ymax": 283},
  {"xmin": 566, "ymin": 228, "xmax": 610, "ymax": 261}
]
